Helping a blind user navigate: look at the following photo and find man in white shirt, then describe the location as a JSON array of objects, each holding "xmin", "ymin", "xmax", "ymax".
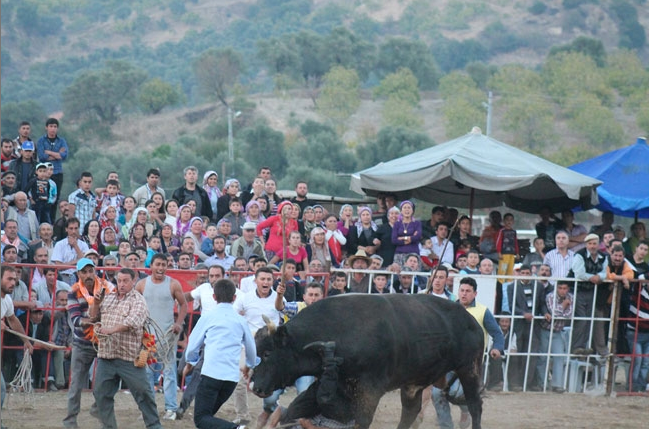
[{"xmin": 51, "ymin": 217, "xmax": 89, "ymax": 285}]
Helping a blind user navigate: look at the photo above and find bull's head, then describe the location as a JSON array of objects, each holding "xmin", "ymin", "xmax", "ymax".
[{"xmin": 250, "ymin": 315, "xmax": 321, "ymax": 398}]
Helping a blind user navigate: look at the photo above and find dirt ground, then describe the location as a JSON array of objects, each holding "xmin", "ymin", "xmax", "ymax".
[{"xmin": 1, "ymin": 387, "xmax": 647, "ymax": 429}]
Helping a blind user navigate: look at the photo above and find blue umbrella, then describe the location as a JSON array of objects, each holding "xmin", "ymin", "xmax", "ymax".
[{"xmin": 569, "ymin": 137, "xmax": 649, "ymax": 220}]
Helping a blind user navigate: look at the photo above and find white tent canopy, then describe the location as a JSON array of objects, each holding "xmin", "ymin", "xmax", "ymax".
[{"xmin": 350, "ymin": 128, "xmax": 601, "ymax": 214}]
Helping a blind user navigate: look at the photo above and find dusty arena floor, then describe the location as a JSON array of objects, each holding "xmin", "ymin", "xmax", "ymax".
[{"xmin": 1, "ymin": 388, "xmax": 647, "ymax": 429}]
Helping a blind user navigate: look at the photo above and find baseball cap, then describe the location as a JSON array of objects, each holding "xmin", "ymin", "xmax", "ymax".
[
  {"xmin": 36, "ymin": 162, "xmax": 48, "ymax": 170},
  {"xmin": 584, "ymin": 233, "xmax": 599, "ymax": 243},
  {"xmin": 21, "ymin": 141, "xmax": 35, "ymax": 151},
  {"xmin": 242, "ymin": 221, "xmax": 257, "ymax": 230},
  {"xmin": 84, "ymin": 249, "xmax": 100, "ymax": 257},
  {"xmin": 76, "ymin": 257, "xmax": 96, "ymax": 271}
]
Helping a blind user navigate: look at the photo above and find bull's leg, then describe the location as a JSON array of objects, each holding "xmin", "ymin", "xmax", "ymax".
[
  {"xmin": 397, "ymin": 386, "xmax": 423, "ymax": 429},
  {"xmin": 456, "ymin": 365, "xmax": 482, "ymax": 429},
  {"xmin": 352, "ymin": 391, "xmax": 382, "ymax": 429}
]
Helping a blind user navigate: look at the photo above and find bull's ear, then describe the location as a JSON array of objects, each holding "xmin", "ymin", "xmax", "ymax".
[{"xmin": 276, "ymin": 325, "xmax": 290, "ymax": 347}]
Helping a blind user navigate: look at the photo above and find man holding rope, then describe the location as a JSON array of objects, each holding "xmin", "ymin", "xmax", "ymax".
[
  {"xmin": 89, "ymin": 267, "xmax": 162, "ymax": 429},
  {"xmin": 1, "ymin": 266, "xmax": 34, "ymax": 415},
  {"xmin": 63, "ymin": 258, "xmax": 113, "ymax": 428},
  {"xmin": 136, "ymin": 253, "xmax": 187, "ymax": 421}
]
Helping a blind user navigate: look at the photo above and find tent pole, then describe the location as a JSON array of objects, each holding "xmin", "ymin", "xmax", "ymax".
[
  {"xmin": 635, "ymin": 211, "xmax": 638, "ymax": 223},
  {"xmin": 469, "ymin": 188, "xmax": 475, "ymax": 222}
]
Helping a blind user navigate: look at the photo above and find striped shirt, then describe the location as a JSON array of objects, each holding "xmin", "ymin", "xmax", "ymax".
[{"xmin": 543, "ymin": 249, "xmax": 575, "ymax": 280}]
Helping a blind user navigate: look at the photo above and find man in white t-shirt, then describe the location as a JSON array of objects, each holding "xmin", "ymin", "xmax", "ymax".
[
  {"xmin": 2, "ymin": 266, "xmax": 34, "ymax": 411},
  {"xmin": 234, "ymin": 267, "xmax": 282, "ymax": 428}
]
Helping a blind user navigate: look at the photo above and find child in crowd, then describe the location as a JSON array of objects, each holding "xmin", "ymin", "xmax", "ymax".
[
  {"xmin": 27, "ymin": 162, "xmax": 56, "ymax": 224},
  {"xmin": 455, "ymin": 253, "xmax": 468, "ymax": 272},
  {"xmin": 200, "ymin": 223, "xmax": 220, "ymax": 257},
  {"xmin": 96, "ymin": 179, "xmax": 125, "ymax": 216},
  {"xmin": 419, "ymin": 237, "xmax": 433, "ymax": 258},
  {"xmin": 496, "ymin": 213, "xmax": 519, "ymax": 278},
  {"xmin": 460, "ymin": 249, "xmax": 481, "ymax": 275},
  {"xmin": 222, "ymin": 197, "xmax": 244, "ymax": 238},
  {"xmin": 145, "ymin": 235, "xmax": 162, "ymax": 267},
  {"xmin": 371, "ymin": 273, "xmax": 390, "ymax": 294},
  {"xmin": 273, "ymin": 259, "xmax": 305, "ymax": 303},
  {"xmin": 328, "ymin": 271, "xmax": 348, "ymax": 296},
  {"xmin": 270, "ymin": 231, "xmax": 309, "ymax": 273}
]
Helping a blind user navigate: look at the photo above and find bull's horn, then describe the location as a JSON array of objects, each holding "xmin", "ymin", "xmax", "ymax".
[
  {"xmin": 303, "ymin": 341, "xmax": 327, "ymax": 352},
  {"xmin": 262, "ymin": 314, "xmax": 276, "ymax": 335}
]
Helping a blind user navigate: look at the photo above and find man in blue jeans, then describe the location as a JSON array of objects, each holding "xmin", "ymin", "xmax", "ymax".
[{"xmin": 184, "ymin": 278, "xmax": 257, "ymax": 429}]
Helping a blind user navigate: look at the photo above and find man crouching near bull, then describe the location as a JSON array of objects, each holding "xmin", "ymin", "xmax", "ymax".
[
  {"xmin": 184, "ymin": 278, "xmax": 258, "ymax": 429},
  {"xmin": 432, "ymin": 277, "xmax": 504, "ymax": 429},
  {"xmin": 267, "ymin": 282, "xmax": 356, "ymax": 429}
]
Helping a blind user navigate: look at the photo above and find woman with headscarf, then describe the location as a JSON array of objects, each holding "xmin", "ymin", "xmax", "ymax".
[
  {"xmin": 121, "ymin": 207, "xmax": 149, "ymax": 240},
  {"xmin": 202, "ymin": 170, "xmax": 222, "ymax": 221},
  {"xmin": 337, "ymin": 204, "xmax": 355, "ymax": 237},
  {"xmin": 174, "ymin": 204, "xmax": 193, "ymax": 237},
  {"xmin": 306, "ymin": 226, "xmax": 337, "ymax": 272},
  {"xmin": 159, "ymin": 223, "xmax": 181, "ymax": 259},
  {"xmin": 101, "ymin": 225, "xmax": 120, "ymax": 255},
  {"xmin": 324, "ymin": 214, "xmax": 346, "ymax": 266},
  {"xmin": 374, "ymin": 206, "xmax": 400, "ymax": 267},
  {"xmin": 216, "ymin": 178, "xmax": 240, "ymax": 221},
  {"xmin": 128, "ymin": 222, "xmax": 148, "ymax": 250},
  {"xmin": 184, "ymin": 216, "xmax": 209, "ymax": 262},
  {"xmin": 347, "ymin": 206, "xmax": 378, "ymax": 256},
  {"xmin": 245, "ymin": 200, "xmax": 265, "ymax": 225},
  {"xmin": 256, "ymin": 200, "xmax": 298, "ymax": 262},
  {"xmin": 99, "ymin": 205, "xmax": 123, "ymax": 240},
  {"xmin": 391, "ymin": 200, "xmax": 422, "ymax": 267},
  {"xmin": 299, "ymin": 206, "xmax": 318, "ymax": 244}
]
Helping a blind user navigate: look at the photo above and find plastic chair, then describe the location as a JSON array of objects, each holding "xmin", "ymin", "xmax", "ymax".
[{"xmin": 568, "ymin": 359, "xmax": 599, "ymax": 392}]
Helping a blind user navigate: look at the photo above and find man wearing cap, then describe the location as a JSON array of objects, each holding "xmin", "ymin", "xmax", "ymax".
[
  {"xmin": 1, "ymin": 170, "xmax": 18, "ymax": 202},
  {"xmin": 348, "ymin": 250, "xmax": 372, "ymax": 293},
  {"xmin": 230, "ymin": 221, "xmax": 265, "ymax": 261},
  {"xmin": 5, "ymin": 191, "xmax": 40, "ymax": 249},
  {"xmin": 570, "ymin": 233, "xmax": 608, "ymax": 355},
  {"xmin": 37, "ymin": 118, "xmax": 69, "ymax": 219},
  {"xmin": 8, "ymin": 140, "xmax": 37, "ymax": 192},
  {"xmin": 132, "ymin": 168, "xmax": 166, "ymax": 208},
  {"xmin": 63, "ymin": 257, "xmax": 114, "ymax": 428}
]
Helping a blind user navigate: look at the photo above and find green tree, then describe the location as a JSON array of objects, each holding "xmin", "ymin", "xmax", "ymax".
[
  {"xmin": 194, "ymin": 47, "xmax": 245, "ymax": 107},
  {"xmin": 0, "ymin": 100, "xmax": 46, "ymax": 136},
  {"xmin": 374, "ymin": 68, "xmax": 420, "ymax": 106},
  {"xmin": 62, "ymin": 61, "xmax": 147, "ymax": 124},
  {"xmin": 604, "ymin": 50, "xmax": 649, "ymax": 97},
  {"xmin": 566, "ymin": 94, "xmax": 624, "ymax": 147},
  {"xmin": 257, "ymin": 37, "xmax": 301, "ymax": 79},
  {"xmin": 548, "ymin": 36, "xmax": 607, "ymax": 67},
  {"xmin": 542, "ymin": 52, "xmax": 613, "ymax": 107},
  {"xmin": 139, "ymin": 78, "xmax": 183, "ymax": 114},
  {"xmin": 278, "ymin": 165, "xmax": 353, "ymax": 197},
  {"xmin": 317, "ymin": 66, "xmax": 361, "ymax": 134},
  {"xmin": 240, "ymin": 122, "xmax": 288, "ymax": 178},
  {"xmin": 287, "ymin": 120, "xmax": 356, "ymax": 172},
  {"xmin": 377, "ymin": 38, "xmax": 440, "ymax": 90},
  {"xmin": 355, "ymin": 127, "xmax": 433, "ymax": 169},
  {"xmin": 439, "ymin": 72, "xmax": 486, "ymax": 139},
  {"xmin": 323, "ymin": 27, "xmax": 376, "ymax": 82},
  {"xmin": 381, "ymin": 98, "xmax": 424, "ymax": 130}
]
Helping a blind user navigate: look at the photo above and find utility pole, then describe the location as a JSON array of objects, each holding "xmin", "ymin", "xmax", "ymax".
[
  {"xmin": 486, "ymin": 91, "xmax": 493, "ymax": 137},
  {"xmin": 227, "ymin": 106, "xmax": 234, "ymax": 177}
]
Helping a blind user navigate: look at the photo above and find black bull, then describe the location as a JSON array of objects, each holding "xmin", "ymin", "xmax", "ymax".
[{"xmin": 251, "ymin": 294, "xmax": 485, "ymax": 429}]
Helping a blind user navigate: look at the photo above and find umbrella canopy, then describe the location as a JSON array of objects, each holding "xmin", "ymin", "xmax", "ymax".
[
  {"xmin": 350, "ymin": 128, "xmax": 601, "ymax": 214},
  {"xmin": 569, "ymin": 137, "xmax": 649, "ymax": 219}
]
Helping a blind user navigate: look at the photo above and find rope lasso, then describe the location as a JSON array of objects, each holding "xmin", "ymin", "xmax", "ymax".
[
  {"xmin": 143, "ymin": 317, "xmax": 178, "ymax": 370},
  {"xmin": 8, "ymin": 352, "xmax": 35, "ymax": 408}
]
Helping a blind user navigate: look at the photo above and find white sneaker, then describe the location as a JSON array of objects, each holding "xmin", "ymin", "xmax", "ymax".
[{"xmin": 163, "ymin": 410, "xmax": 177, "ymax": 421}]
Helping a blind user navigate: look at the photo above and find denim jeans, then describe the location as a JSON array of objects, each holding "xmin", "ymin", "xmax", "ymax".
[
  {"xmin": 536, "ymin": 329, "xmax": 568, "ymax": 388},
  {"xmin": 262, "ymin": 375, "xmax": 315, "ymax": 413},
  {"xmin": 431, "ymin": 373, "xmax": 467, "ymax": 429},
  {"xmin": 194, "ymin": 375, "xmax": 237, "ymax": 429},
  {"xmin": 63, "ymin": 341, "xmax": 98, "ymax": 427},
  {"xmin": 93, "ymin": 358, "xmax": 162, "ymax": 429},
  {"xmin": 146, "ymin": 345, "xmax": 178, "ymax": 412},
  {"xmin": 626, "ymin": 330, "xmax": 649, "ymax": 392}
]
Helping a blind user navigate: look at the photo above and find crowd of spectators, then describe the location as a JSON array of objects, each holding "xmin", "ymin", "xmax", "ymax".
[{"xmin": 1, "ymin": 117, "xmax": 649, "ymax": 423}]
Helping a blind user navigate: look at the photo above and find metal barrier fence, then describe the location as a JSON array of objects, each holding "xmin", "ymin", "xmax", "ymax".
[
  {"xmin": 0, "ymin": 262, "xmax": 330, "ymax": 393},
  {"xmin": 1, "ymin": 262, "xmax": 647, "ymax": 396}
]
